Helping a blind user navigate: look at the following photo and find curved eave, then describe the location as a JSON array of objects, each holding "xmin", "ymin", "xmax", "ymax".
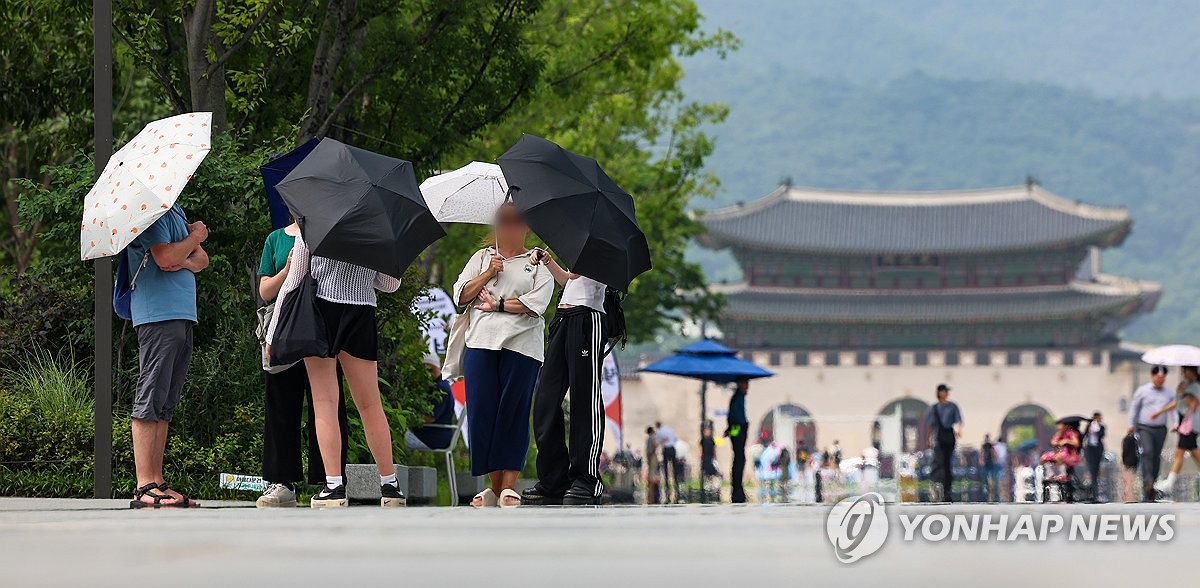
[
  {"xmin": 698, "ymin": 184, "xmax": 1132, "ymax": 255},
  {"xmin": 718, "ymin": 280, "xmax": 1158, "ymax": 325}
]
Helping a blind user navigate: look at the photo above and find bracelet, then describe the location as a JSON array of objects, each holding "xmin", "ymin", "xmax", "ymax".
[{"xmin": 496, "ymin": 296, "xmax": 505, "ymax": 313}]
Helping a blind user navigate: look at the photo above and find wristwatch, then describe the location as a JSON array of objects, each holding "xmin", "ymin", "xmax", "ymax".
[{"xmin": 496, "ymin": 296, "xmax": 506, "ymax": 313}]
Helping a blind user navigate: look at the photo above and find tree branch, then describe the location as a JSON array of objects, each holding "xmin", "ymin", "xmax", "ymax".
[{"xmin": 206, "ymin": 0, "xmax": 285, "ymax": 75}]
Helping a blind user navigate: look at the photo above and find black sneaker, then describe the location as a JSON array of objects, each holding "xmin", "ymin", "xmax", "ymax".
[
  {"xmin": 310, "ymin": 484, "xmax": 347, "ymax": 508},
  {"xmin": 521, "ymin": 483, "xmax": 564, "ymax": 506},
  {"xmin": 563, "ymin": 483, "xmax": 603, "ymax": 506},
  {"xmin": 381, "ymin": 482, "xmax": 407, "ymax": 507}
]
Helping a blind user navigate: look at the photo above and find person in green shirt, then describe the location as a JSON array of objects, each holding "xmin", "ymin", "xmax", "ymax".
[{"xmin": 255, "ymin": 219, "xmax": 349, "ymax": 508}]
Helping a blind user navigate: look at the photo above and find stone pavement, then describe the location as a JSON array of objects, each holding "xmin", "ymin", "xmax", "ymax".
[{"xmin": 0, "ymin": 498, "xmax": 1193, "ymax": 587}]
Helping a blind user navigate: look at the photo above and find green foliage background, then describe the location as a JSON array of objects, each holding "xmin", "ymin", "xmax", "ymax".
[{"xmin": 0, "ymin": 0, "xmax": 731, "ymax": 498}]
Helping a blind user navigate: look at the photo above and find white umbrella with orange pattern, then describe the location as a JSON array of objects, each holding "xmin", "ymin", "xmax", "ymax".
[{"xmin": 80, "ymin": 112, "xmax": 212, "ymax": 260}]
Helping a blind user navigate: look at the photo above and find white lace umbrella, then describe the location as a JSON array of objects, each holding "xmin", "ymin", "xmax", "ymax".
[
  {"xmin": 1141, "ymin": 345, "xmax": 1200, "ymax": 367},
  {"xmin": 419, "ymin": 161, "xmax": 508, "ymax": 224},
  {"xmin": 80, "ymin": 112, "xmax": 212, "ymax": 260}
]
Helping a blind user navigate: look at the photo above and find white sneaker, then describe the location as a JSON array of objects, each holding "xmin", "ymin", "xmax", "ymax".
[
  {"xmin": 256, "ymin": 483, "xmax": 298, "ymax": 508},
  {"xmin": 1153, "ymin": 476, "xmax": 1176, "ymax": 492}
]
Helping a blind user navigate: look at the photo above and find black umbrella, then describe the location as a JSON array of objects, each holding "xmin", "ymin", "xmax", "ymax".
[
  {"xmin": 276, "ymin": 138, "xmax": 445, "ymax": 278},
  {"xmin": 497, "ymin": 134, "xmax": 651, "ymax": 291}
]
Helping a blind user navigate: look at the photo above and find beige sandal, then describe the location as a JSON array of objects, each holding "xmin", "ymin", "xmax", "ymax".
[
  {"xmin": 471, "ymin": 488, "xmax": 498, "ymax": 508},
  {"xmin": 499, "ymin": 488, "xmax": 522, "ymax": 508}
]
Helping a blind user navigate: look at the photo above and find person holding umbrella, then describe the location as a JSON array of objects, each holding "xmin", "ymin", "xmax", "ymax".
[
  {"xmin": 1149, "ymin": 365, "xmax": 1200, "ymax": 494},
  {"xmin": 265, "ymin": 234, "xmax": 404, "ymax": 508},
  {"xmin": 254, "ymin": 215, "xmax": 349, "ymax": 508},
  {"xmin": 80, "ymin": 112, "xmax": 213, "ymax": 508},
  {"xmin": 521, "ymin": 249, "xmax": 611, "ymax": 505},
  {"xmin": 451, "ymin": 202, "xmax": 554, "ymax": 507},
  {"xmin": 269, "ymin": 139, "xmax": 443, "ymax": 508}
]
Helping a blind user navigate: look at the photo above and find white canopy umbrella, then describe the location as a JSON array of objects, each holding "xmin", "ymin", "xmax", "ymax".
[
  {"xmin": 419, "ymin": 161, "xmax": 508, "ymax": 224},
  {"xmin": 1141, "ymin": 345, "xmax": 1200, "ymax": 367},
  {"xmin": 80, "ymin": 112, "xmax": 212, "ymax": 260}
]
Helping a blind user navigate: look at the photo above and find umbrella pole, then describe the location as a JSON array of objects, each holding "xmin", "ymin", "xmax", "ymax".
[
  {"xmin": 699, "ymin": 379, "xmax": 708, "ymax": 504},
  {"xmin": 92, "ymin": 0, "xmax": 114, "ymax": 500}
]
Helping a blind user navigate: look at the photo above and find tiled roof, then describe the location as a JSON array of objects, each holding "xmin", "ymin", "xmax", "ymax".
[
  {"xmin": 701, "ymin": 185, "xmax": 1131, "ymax": 254},
  {"xmin": 718, "ymin": 280, "xmax": 1160, "ymax": 324}
]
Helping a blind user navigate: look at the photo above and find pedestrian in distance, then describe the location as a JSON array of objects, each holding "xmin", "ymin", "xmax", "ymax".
[
  {"xmin": 726, "ymin": 377, "xmax": 750, "ymax": 503},
  {"xmin": 925, "ymin": 383, "xmax": 962, "ymax": 502},
  {"xmin": 1150, "ymin": 365, "xmax": 1200, "ymax": 494},
  {"xmin": 654, "ymin": 421, "xmax": 680, "ymax": 503},
  {"xmin": 1127, "ymin": 365, "xmax": 1173, "ymax": 501},
  {"xmin": 644, "ymin": 426, "xmax": 661, "ymax": 505},
  {"xmin": 524, "ymin": 248, "xmax": 613, "ymax": 505},
  {"xmin": 450, "ymin": 202, "xmax": 554, "ymax": 508},
  {"xmin": 265, "ymin": 233, "xmax": 405, "ymax": 508},
  {"xmin": 255, "ymin": 217, "xmax": 349, "ymax": 508},
  {"xmin": 1083, "ymin": 412, "xmax": 1106, "ymax": 498},
  {"xmin": 127, "ymin": 204, "xmax": 208, "ymax": 508}
]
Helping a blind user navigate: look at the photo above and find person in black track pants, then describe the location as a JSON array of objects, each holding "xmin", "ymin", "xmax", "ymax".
[{"xmin": 523, "ymin": 248, "xmax": 610, "ymax": 505}]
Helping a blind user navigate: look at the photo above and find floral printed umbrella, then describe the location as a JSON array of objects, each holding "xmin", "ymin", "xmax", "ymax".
[
  {"xmin": 80, "ymin": 112, "xmax": 212, "ymax": 260},
  {"xmin": 418, "ymin": 161, "xmax": 509, "ymax": 224}
]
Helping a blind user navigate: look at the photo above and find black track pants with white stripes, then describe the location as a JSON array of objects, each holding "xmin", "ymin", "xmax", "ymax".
[{"xmin": 532, "ymin": 306, "xmax": 608, "ymax": 497}]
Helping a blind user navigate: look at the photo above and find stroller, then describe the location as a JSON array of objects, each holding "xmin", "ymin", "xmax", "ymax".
[{"xmin": 1040, "ymin": 415, "xmax": 1095, "ymax": 503}]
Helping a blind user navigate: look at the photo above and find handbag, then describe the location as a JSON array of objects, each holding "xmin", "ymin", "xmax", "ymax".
[
  {"xmin": 256, "ymin": 302, "xmax": 298, "ymax": 373},
  {"xmin": 269, "ymin": 274, "xmax": 329, "ymax": 366}
]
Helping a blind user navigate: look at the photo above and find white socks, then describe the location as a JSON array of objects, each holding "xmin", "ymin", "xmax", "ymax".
[
  {"xmin": 381, "ymin": 473, "xmax": 397, "ymax": 487},
  {"xmin": 326, "ymin": 475, "xmax": 343, "ymax": 490}
]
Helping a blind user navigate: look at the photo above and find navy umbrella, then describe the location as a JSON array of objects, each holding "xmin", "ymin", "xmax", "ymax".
[
  {"xmin": 260, "ymin": 138, "xmax": 319, "ymax": 229},
  {"xmin": 276, "ymin": 138, "xmax": 445, "ymax": 278},
  {"xmin": 639, "ymin": 338, "xmax": 774, "ymax": 503},
  {"xmin": 497, "ymin": 134, "xmax": 651, "ymax": 291}
]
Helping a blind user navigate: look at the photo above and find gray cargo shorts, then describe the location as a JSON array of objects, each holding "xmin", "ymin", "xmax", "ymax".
[{"xmin": 133, "ymin": 319, "xmax": 194, "ymax": 422}]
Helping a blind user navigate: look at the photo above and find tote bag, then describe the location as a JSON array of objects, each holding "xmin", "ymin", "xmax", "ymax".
[
  {"xmin": 441, "ymin": 252, "xmax": 491, "ymax": 380},
  {"xmin": 269, "ymin": 274, "xmax": 329, "ymax": 366},
  {"xmin": 256, "ymin": 302, "xmax": 298, "ymax": 373}
]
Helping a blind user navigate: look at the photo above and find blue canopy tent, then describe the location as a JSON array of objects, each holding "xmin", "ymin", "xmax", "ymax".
[
  {"xmin": 639, "ymin": 338, "xmax": 774, "ymax": 502},
  {"xmin": 260, "ymin": 138, "xmax": 320, "ymax": 229}
]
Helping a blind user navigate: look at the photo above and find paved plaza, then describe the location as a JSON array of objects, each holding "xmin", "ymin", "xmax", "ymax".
[{"xmin": 0, "ymin": 498, "xmax": 1194, "ymax": 587}]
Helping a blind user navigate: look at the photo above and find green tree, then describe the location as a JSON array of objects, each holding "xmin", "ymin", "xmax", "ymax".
[{"xmin": 436, "ymin": 0, "xmax": 736, "ymax": 341}]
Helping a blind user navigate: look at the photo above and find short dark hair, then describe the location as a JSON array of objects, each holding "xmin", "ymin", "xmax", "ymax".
[
  {"xmin": 646, "ymin": 426, "xmax": 655, "ymax": 435},
  {"xmin": 1151, "ymin": 365, "xmax": 1169, "ymax": 375}
]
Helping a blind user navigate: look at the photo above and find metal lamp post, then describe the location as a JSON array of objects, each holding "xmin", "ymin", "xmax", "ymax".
[{"xmin": 92, "ymin": 0, "xmax": 114, "ymax": 499}]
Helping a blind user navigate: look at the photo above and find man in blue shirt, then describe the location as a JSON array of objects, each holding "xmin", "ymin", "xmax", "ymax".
[
  {"xmin": 925, "ymin": 383, "xmax": 962, "ymax": 502},
  {"xmin": 127, "ymin": 204, "xmax": 209, "ymax": 508},
  {"xmin": 726, "ymin": 377, "xmax": 750, "ymax": 503}
]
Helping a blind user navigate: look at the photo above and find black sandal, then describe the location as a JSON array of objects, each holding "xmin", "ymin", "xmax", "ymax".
[
  {"xmin": 129, "ymin": 482, "xmax": 188, "ymax": 509},
  {"xmin": 156, "ymin": 483, "xmax": 198, "ymax": 508}
]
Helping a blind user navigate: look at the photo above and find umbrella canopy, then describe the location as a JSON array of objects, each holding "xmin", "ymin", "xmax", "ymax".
[
  {"xmin": 639, "ymin": 338, "xmax": 774, "ymax": 384},
  {"xmin": 419, "ymin": 161, "xmax": 509, "ymax": 224},
  {"xmin": 261, "ymin": 138, "xmax": 319, "ymax": 230},
  {"xmin": 1141, "ymin": 345, "xmax": 1200, "ymax": 367},
  {"xmin": 80, "ymin": 112, "xmax": 212, "ymax": 260},
  {"xmin": 497, "ymin": 134, "xmax": 651, "ymax": 291},
  {"xmin": 275, "ymin": 138, "xmax": 445, "ymax": 278}
]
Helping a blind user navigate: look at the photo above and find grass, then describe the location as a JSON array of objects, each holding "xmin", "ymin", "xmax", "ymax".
[{"xmin": 0, "ymin": 347, "xmax": 92, "ymax": 418}]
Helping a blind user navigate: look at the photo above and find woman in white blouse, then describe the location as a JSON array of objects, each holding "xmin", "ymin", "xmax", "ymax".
[
  {"xmin": 266, "ymin": 235, "xmax": 405, "ymax": 509},
  {"xmin": 453, "ymin": 202, "xmax": 554, "ymax": 507}
]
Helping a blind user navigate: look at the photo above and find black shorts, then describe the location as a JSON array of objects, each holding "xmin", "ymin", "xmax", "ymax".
[
  {"xmin": 315, "ymin": 298, "xmax": 378, "ymax": 361},
  {"xmin": 1179, "ymin": 432, "xmax": 1198, "ymax": 450}
]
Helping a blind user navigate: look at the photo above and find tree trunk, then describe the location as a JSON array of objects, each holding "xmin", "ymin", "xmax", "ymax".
[
  {"xmin": 299, "ymin": 0, "xmax": 358, "ymax": 142},
  {"xmin": 183, "ymin": 0, "xmax": 228, "ymax": 133}
]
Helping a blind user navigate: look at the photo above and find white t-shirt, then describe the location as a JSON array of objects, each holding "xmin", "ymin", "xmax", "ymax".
[
  {"xmin": 453, "ymin": 248, "xmax": 554, "ymax": 362},
  {"xmin": 559, "ymin": 275, "xmax": 606, "ymax": 313},
  {"xmin": 655, "ymin": 425, "xmax": 678, "ymax": 446}
]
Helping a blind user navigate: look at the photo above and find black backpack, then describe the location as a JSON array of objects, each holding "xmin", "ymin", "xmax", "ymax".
[
  {"xmin": 602, "ymin": 287, "xmax": 626, "ymax": 355},
  {"xmin": 1122, "ymin": 431, "xmax": 1140, "ymax": 469}
]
